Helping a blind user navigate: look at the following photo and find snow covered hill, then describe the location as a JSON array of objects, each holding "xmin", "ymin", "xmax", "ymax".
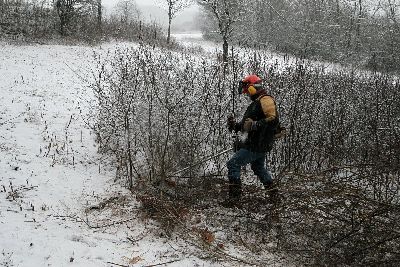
[{"xmin": 0, "ymin": 42, "xmax": 218, "ymax": 267}]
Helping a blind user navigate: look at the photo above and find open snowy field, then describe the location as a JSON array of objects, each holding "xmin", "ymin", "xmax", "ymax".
[{"xmin": 0, "ymin": 42, "xmax": 222, "ymax": 267}]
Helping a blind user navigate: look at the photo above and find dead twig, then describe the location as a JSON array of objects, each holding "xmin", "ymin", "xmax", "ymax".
[
  {"xmin": 143, "ymin": 259, "xmax": 182, "ymax": 267},
  {"xmin": 0, "ymin": 112, "xmax": 25, "ymax": 126},
  {"xmin": 106, "ymin": 261, "xmax": 128, "ymax": 267}
]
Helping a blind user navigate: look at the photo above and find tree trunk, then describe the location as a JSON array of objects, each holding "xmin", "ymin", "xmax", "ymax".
[
  {"xmin": 60, "ymin": 15, "xmax": 67, "ymax": 36},
  {"xmin": 356, "ymin": 0, "xmax": 363, "ymax": 50},
  {"xmin": 167, "ymin": 17, "xmax": 172, "ymax": 44},
  {"xmin": 97, "ymin": 0, "xmax": 102, "ymax": 32},
  {"xmin": 222, "ymin": 38, "xmax": 228, "ymax": 63}
]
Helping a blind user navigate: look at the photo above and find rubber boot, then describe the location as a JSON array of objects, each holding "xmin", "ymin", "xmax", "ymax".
[
  {"xmin": 228, "ymin": 181, "xmax": 242, "ymax": 200},
  {"xmin": 263, "ymin": 180, "xmax": 274, "ymax": 190}
]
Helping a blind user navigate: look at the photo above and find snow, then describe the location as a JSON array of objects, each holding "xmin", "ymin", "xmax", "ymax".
[
  {"xmin": 171, "ymin": 32, "xmax": 221, "ymax": 54},
  {"xmin": 0, "ymin": 34, "xmax": 320, "ymax": 267},
  {"xmin": 170, "ymin": 32, "xmax": 375, "ymax": 79},
  {"xmin": 0, "ymin": 42, "xmax": 220, "ymax": 267}
]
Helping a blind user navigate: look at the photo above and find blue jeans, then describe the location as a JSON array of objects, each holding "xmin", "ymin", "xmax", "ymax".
[{"xmin": 227, "ymin": 148, "xmax": 272, "ymax": 186}]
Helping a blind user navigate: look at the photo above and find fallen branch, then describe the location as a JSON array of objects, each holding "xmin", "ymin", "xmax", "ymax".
[
  {"xmin": 143, "ymin": 259, "xmax": 182, "ymax": 267},
  {"xmin": 0, "ymin": 112, "xmax": 25, "ymax": 126},
  {"xmin": 106, "ymin": 261, "xmax": 128, "ymax": 267}
]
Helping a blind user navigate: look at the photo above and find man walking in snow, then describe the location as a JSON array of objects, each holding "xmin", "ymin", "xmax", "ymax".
[{"xmin": 227, "ymin": 74, "xmax": 279, "ymax": 199}]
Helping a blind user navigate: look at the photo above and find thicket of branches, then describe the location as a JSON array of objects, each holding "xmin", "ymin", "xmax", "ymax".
[
  {"xmin": 91, "ymin": 45, "xmax": 400, "ymax": 265},
  {"xmin": 199, "ymin": 0, "xmax": 400, "ymax": 73},
  {"xmin": 90, "ymin": 46, "xmax": 235, "ymax": 188},
  {"xmin": 0, "ymin": 0, "xmax": 166, "ymax": 44}
]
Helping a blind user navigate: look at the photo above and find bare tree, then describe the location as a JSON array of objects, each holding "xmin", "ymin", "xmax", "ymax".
[
  {"xmin": 55, "ymin": 0, "xmax": 100, "ymax": 36},
  {"xmin": 197, "ymin": 0, "xmax": 242, "ymax": 62},
  {"xmin": 355, "ymin": 0, "xmax": 364, "ymax": 50},
  {"xmin": 164, "ymin": 0, "xmax": 192, "ymax": 44},
  {"xmin": 115, "ymin": 0, "xmax": 140, "ymax": 25},
  {"xmin": 382, "ymin": 0, "xmax": 400, "ymax": 69},
  {"xmin": 386, "ymin": 0, "xmax": 400, "ymax": 26},
  {"xmin": 97, "ymin": 0, "xmax": 102, "ymax": 31},
  {"xmin": 55, "ymin": 0, "xmax": 74, "ymax": 36}
]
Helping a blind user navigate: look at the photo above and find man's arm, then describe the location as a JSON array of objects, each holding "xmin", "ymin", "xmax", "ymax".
[
  {"xmin": 242, "ymin": 96, "xmax": 277, "ymax": 132},
  {"xmin": 255, "ymin": 95, "xmax": 277, "ymax": 129},
  {"xmin": 260, "ymin": 95, "xmax": 277, "ymax": 122}
]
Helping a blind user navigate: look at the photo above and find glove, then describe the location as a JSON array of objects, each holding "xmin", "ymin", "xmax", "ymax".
[
  {"xmin": 243, "ymin": 118, "xmax": 258, "ymax": 132},
  {"xmin": 227, "ymin": 116, "xmax": 236, "ymax": 132}
]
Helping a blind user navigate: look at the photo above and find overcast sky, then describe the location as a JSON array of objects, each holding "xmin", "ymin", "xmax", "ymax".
[
  {"xmin": 103, "ymin": 0, "xmax": 169, "ymax": 8},
  {"xmin": 101, "ymin": 0, "xmax": 200, "ymax": 31}
]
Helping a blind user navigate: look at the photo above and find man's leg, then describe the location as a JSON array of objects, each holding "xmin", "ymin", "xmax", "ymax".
[
  {"xmin": 227, "ymin": 148, "xmax": 254, "ymax": 198},
  {"xmin": 250, "ymin": 153, "xmax": 273, "ymax": 188}
]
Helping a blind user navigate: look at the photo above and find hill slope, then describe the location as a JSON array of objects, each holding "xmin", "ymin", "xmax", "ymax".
[{"xmin": 0, "ymin": 42, "xmax": 216, "ymax": 267}]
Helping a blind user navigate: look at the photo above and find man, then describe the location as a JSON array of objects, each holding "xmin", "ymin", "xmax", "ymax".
[{"xmin": 227, "ymin": 74, "xmax": 279, "ymax": 199}]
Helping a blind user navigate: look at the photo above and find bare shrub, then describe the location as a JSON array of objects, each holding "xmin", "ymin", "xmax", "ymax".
[
  {"xmin": 91, "ymin": 46, "xmax": 238, "ymax": 188},
  {"xmin": 91, "ymin": 46, "xmax": 400, "ymax": 265}
]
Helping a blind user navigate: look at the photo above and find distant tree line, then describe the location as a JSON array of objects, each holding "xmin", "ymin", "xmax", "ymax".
[
  {"xmin": 199, "ymin": 0, "xmax": 400, "ymax": 73},
  {"xmin": 0, "ymin": 0, "xmax": 166, "ymax": 44}
]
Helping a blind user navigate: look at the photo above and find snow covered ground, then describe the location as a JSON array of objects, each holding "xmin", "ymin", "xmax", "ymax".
[
  {"xmin": 172, "ymin": 32, "xmax": 221, "ymax": 54},
  {"xmin": 1, "ymin": 34, "xmax": 328, "ymax": 267},
  {"xmin": 170, "ymin": 32, "xmax": 369, "ymax": 78},
  {"xmin": 0, "ymin": 42, "xmax": 222, "ymax": 267}
]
